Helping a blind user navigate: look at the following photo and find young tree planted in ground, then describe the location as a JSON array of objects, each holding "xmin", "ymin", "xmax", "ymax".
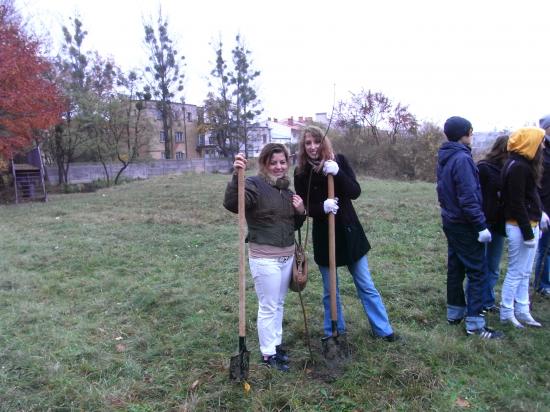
[
  {"xmin": 0, "ymin": 0, "xmax": 63, "ymax": 161},
  {"xmin": 142, "ymin": 10, "xmax": 185, "ymax": 159}
]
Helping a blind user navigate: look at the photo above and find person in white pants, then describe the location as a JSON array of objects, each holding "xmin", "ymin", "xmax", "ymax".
[
  {"xmin": 223, "ymin": 144, "xmax": 306, "ymax": 371},
  {"xmin": 500, "ymin": 127, "xmax": 547, "ymax": 328}
]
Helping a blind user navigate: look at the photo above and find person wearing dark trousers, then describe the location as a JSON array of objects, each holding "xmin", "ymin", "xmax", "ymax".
[
  {"xmin": 500, "ymin": 127, "xmax": 546, "ymax": 328},
  {"xmin": 437, "ymin": 116, "xmax": 504, "ymax": 339},
  {"xmin": 533, "ymin": 114, "xmax": 550, "ymax": 297},
  {"xmin": 477, "ymin": 135, "xmax": 509, "ymax": 312}
]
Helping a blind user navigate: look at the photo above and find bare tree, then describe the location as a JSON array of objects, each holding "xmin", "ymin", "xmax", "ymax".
[{"xmin": 388, "ymin": 103, "xmax": 418, "ymax": 144}]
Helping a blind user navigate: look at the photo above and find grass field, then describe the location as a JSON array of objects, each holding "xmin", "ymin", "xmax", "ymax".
[{"xmin": 0, "ymin": 172, "xmax": 549, "ymax": 411}]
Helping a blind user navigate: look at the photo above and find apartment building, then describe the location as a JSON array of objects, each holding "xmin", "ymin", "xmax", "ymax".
[{"xmin": 141, "ymin": 100, "xmax": 203, "ymax": 160}]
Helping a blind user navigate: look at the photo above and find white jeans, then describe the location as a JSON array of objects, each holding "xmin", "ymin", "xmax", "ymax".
[
  {"xmin": 501, "ymin": 224, "xmax": 539, "ymax": 319},
  {"xmin": 249, "ymin": 255, "xmax": 293, "ymax": 356}
]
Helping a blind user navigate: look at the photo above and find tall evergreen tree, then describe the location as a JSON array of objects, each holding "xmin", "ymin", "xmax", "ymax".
[
  {"xmin": 229, "ymin": 35, "xmax": 261, "ymax": 158},
  {"xmin": 203, "ymin": 35, "xmax": 261, "ymax": 158},
  {"xmin": 142, "ymin": 10, "xmax": 185, "ymax": 159}
]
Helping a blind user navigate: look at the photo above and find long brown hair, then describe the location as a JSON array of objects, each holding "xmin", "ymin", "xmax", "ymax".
[
  {"xmin": 532, "ymin": 145, "xmax": 544, "ymax": 185},
  {"xmin": 483, "ymin": 135, "xmax": 509, "ymax": 166},
  {"xmin": 296, "ymin": 125, "xmax": 334, "ymax": 172}
]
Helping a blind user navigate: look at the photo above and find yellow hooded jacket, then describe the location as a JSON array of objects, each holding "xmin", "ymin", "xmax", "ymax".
[
  {"xmin": 507, "ymin": 127, "xmax": 545, "ymax": 159},
  {"xmin": 504, "ymin": 127, "xmax": 545, "ymax": 231}
]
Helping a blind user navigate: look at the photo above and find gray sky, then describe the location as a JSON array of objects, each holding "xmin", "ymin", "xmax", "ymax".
[{"xmin": 15, "ymin": 0, "xmax": 550, "ymax": 131}]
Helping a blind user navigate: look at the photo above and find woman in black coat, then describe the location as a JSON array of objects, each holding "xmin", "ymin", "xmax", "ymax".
[
  {"xmin": 294, "ymin": 126, "xmax": 395, "ymax": 341},
  {"xmin": 477, "ymin": 135, "xmax": 508, "ymax": 312}
]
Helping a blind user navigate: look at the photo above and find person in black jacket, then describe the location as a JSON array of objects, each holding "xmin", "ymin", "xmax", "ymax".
[
  {"xmin": 293, "ymin": 126, "xmax": 396, "ymax": 341},
  {"xmin": 500, "ymin": 127, "xmax": 546, "ymax": 328},
  {"xmin": 533, "ymin": 114, "xmax": 550, "ymax": 297},
  {"xmin": 224, "ymin": 144, "xmax": 306, "ymax": 371},
  {"xmin": 477, "ymin": 135, "xmax": 508, "ymax": 312},
  {"xmin": 437, "ymin": 116, "xmax": 503, "ymax": 339}
]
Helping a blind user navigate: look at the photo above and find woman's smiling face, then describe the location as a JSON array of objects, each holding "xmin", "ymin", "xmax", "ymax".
[{"xmin": 304, "ymin": 132, "xmax": 321, "ymax": 160}]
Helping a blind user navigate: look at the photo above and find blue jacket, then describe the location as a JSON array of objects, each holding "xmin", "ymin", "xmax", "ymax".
[{"xmin": 436, "ymin": 142, "xmax": 486, "ymax": 231}]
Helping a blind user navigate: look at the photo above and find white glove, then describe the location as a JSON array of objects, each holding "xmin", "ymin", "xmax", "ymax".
[
  {"xmin": 540, "ymin": 212, "xmax": 550, "ymax": 232},
  {"xmin": 524, "ymin": 238, "xmax": 537, "ymax": 248},
  {"xmin": 477, "ymin": 228, "xmax": 492, "ymax": 243},
  {"xmin": 323, "ymin": 198, "xmax": 339, "ymax": 214},
  {"xmin": 322, "ymin": 160, "xmax": 339, "ymax": 176}
]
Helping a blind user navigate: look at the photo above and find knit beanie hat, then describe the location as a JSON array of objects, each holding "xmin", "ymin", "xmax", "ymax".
[
  {"xmin": 539, "ymin": 114, "xmax": 550, "ymax": 131},
  {"xmin": 444, "ymin": 116, "xmax": 472, "ymax": 141}
]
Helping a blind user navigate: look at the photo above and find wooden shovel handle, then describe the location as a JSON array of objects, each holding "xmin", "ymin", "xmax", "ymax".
[
  {"xmin": 238, "ymin": 168, "xmax": 246, "ymax": 337},
  {"xmin": 327, "ymin": 174, "xmax": 337, "ymax": 329}
]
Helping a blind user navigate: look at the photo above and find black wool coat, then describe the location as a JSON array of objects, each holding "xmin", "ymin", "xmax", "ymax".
[
  {"xmin": 538, "ymin": 141, "xmax": 550, "ymax": 214},
  {"xmin": 477, "ymin": 160, "xmax": 505, "ymax": 235},
  {"xmin": 294, "ymin": 154, "xmax": 370, "ymax": 267},
  {"xmin": 502, "ymin": 153, "xmax": 542, "ymax": 240}
]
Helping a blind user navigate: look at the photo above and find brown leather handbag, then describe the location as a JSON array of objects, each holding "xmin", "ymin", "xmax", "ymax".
[
  {"xmin": 290, "ymin": 229, "xmax": 308, "ymax": 292},
  {"xmin": 290, "ymin": 242, "xmax": 307, "ymax": 292}
]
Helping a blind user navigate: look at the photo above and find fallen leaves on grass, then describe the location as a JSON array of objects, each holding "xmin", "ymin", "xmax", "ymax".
[{"xmin": 455, "ymin": 397, "xmax": 471, "ymax": 408}]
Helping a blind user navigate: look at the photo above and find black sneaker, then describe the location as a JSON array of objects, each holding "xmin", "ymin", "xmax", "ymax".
[
  {"xmin": 381, "ymin": 333, "xmax": 400, "ymax": 342},
  {"xmin": 261, "ymin": 355, "xmax": 289, "ymax": 372},
  {"xmin": 482, "ymin": 305, "xmax": 499, "ymax": 314},
  {"xmin": 275, "ymin": 345, "xmax": 289, "ymax": 363},
  {"xmin": 466, "ymin": 327, "xmax": 504, "ymax": 340},
  {"xmin": 537, "ymin": 288, "xmax": 550, "ymax": 297},
  {"xmin": 447, "ymin": 318, "xmax": 463, "ymax": 325}
]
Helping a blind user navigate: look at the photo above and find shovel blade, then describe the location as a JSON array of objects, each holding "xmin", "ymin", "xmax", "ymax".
[
  {"xmin": 229, "ymin": 349, "xmax": 250, "ymax": 381},
  {"xmin": 321, "ymin": 334, "xmax": 350, "ymax": 361}
]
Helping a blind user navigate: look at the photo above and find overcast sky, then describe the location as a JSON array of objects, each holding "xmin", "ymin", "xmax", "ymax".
[{"xmin": 14, "ymin": 0, "xmax": 550, "ymax": 132}]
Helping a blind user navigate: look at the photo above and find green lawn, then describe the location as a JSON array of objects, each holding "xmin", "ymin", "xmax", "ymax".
[{"xmin": 0, "ymin": 173, "xmax": 548, "ymax": 411}]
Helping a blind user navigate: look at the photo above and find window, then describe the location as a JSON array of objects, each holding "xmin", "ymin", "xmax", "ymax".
[
  {"xmin": 262, "ymin": 134, "xmax": 267, "ymax": 144},
  {"xmin": 156, "ymin": 109, "xmax": 162, "ymax": 121},
  {"xmin": 175, "ymin": 151, "xmax": 184, "ymax": 160},
  {"xmin": 160, "ymin": 151, "xmax": 166, "ymax": 159},
  {"xmin": 160, "ymin": 131, "xmax": 166, "ymax": 142},
  {"xmin": 175, "ymin": 131, "xmax": 183, "ymax": 142},
  {"xmin": 187, "ymin": 112, "xmax": 192, "ymax": 122}
]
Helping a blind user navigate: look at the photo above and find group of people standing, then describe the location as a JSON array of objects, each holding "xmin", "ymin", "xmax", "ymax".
[
  {"xmin": 437, "ymin": 114, "xmax": 550, "ymax": 339},
  {"xmin": 223, "ymin": 114, "xmax": 550, "ymax": 372}
]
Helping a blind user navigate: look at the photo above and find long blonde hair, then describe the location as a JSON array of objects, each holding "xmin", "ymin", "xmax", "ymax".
[{"xmin": 296, "ymin": 125, "xmax": 334, "ymax": 172}]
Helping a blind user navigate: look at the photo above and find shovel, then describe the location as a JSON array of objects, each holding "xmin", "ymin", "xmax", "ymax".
[
  {"xmin": 229, "ymin": 167, "xmax": 250, "ymax": 381},
  {"xmin": 321, "ymin": 174, "xmax": 350, "ymax": 360}
]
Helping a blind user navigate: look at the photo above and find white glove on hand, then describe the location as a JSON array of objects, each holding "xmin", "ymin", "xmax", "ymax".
[
  {"xmin": 540, "ymin": 212, "xmax": 550, "ymax": 232},
  {"xmin": 323, "ymin": 198, "xmax": 339, "ymax": 214},
  {"xmin": 323, "ymin": 160, "xmax": 339, "ymax": 176},
  {"xmin": 477, "ymin": 228, "xmax": 492, "ymax": 243},
  {"xmin": 524, "ymin": 238, "xmax": 537, "ymax": 248}
]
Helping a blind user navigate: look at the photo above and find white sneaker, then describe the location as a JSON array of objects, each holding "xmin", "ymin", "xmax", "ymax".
[
  {"xmin": 500, "ymin": 316, "xmax": 524, "ymax": 329},
  {"xmin": 515, "ymin": 313, "xmax": 542, "ymax": 328}
]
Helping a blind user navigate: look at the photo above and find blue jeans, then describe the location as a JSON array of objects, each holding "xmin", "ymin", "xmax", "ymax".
[
  {"xmin": 318, "ymin": 255, "xmax": 393, "ymax": 338},
  {"xmin": 442, "ymin": 223, "xmax": 486, "ymax": 331},
  {"xmin": 534, "ymin": 229, "xmax": 550, "ymax": 291},
  {"xmin": 483, "ymin": 232, "xmax": 505, "ymax": 308}
]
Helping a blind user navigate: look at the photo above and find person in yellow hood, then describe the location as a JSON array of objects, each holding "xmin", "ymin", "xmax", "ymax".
[{"xmin": 500, "ymin": 127, "xmax": 547, "ymax": 328}]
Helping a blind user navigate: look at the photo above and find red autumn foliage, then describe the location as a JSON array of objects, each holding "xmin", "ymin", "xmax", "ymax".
[{"xmin": 0, "ymin": 5, "xmax": 64, "ymax": 160}]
